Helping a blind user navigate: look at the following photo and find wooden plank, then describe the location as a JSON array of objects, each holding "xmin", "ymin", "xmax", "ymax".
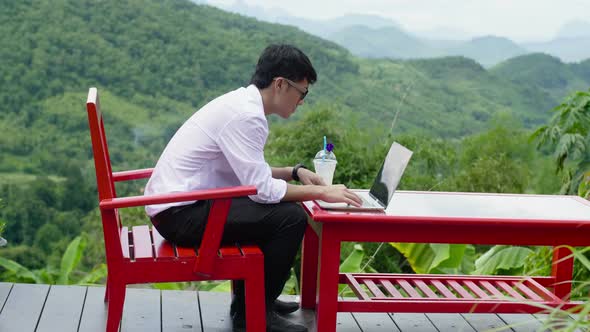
[
  {"xmin": 498, "ymin": 313, "xmax": 544, "ymax": 332},
  {"xmin": 426, "ymin": 313, "xmax": 475, "ymax": 331},
  {"xmin": 363, "ymin": 279, "xmax": 386, "ymax": 298},
  {"xmin": 497, "ymin": 281, "xmax": 526, "ymax": 300},
  {"xmin": 397, "ymin": 280, "xmax": 422, "ymax": 299},
  {"xmin": 36, "ymin": 285, "xmax": 86, "ymax": 332},
  {"xmin": 121, "ymin": 287, "xmax": 161, "ymax": 332},
  {"xmin": 412, "ymin": 280, "xmax": 438, "ymax": 299},
  {"xmin": 176, "ymin": 245, "xmax": 196, "ymax": 259},
  {"xmin": 390, "ymin": 313, "xmax": 437, "ymax": 331},
  {"xmin": 336, "ymin": 312, "xmax": 362, "ymax": 332},
  {"xmin": 121, "ymin": 226, "xmax": 130, "ymax": 258},
  {"xmin": 534, "ymin": 313, "xmax": 585, "ymax": 332},
  {"xmin": 462, "ymin": 313, "xmax": 508, "ymax": 331},
  {"xmin": 512, "ymin": 282, "xmax": 544, "ymax": 301},
  {"xmin": 131, "ymin": 225, "xmax": 154, "ymax": 261},
  {"xmin": 380, "ymin": 280, "xmax": 403, "ymax": 298},
  {"xmin": 464, "ymin": 281, "xmax": 490, "ymax": 299},
  {"xmin": 0, "ymin": 283, "xmax": 49, "ymax": 332},
  {"xmin": 431, "ymin": 280, "xmax": 457, "ymax": 299},
  {"xmin": 162, "ymin": 290, "xmax": 200, "ymax": 332},
  {"xmin": 152, "ymin": 226, "xmax": 175, "ymax": 259},
  {"xmin": 0, "ymin": 283, "xmax": 13, "ymax": 310},
  {"xmin": 198, "ymin": 291, "xmax": 233, "ymax": 331},
  {"xmin": 352, "ymin": 312, "xmax": 400, "ymax": 332},
  {"xmin": 447, "ymin": 280, "xmax": 474, "ymax": 299},
  {"xmin": 479, "ymin": 280, "xmax": 505, "ymax": 299},
  {"xmin": 78, "ymin": 286, "xmax": 107, "ymax": 332}
]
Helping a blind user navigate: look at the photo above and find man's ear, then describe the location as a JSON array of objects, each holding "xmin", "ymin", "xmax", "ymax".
[{"xmin": 273, "ymin": 78, "xmax": 284, "ymax": 92}]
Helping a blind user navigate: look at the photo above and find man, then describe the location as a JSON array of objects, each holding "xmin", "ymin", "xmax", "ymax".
[{"xmin": 145, "ymin": 44, "xmax": 361, "ymax": 332}]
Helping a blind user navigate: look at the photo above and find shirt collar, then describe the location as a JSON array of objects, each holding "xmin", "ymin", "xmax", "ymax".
[{"xmin": 246, "ymin": 84, "xmax": 264, "ymax": 113}]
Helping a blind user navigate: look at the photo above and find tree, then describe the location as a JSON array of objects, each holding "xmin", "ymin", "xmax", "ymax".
[{"xmin": 532, "ymin": 88, "xmax": 590, "ymax": 194}]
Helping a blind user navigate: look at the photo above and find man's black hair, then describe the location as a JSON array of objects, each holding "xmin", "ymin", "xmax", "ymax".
[{"xmin": 250, "ymin": 44, "xmax": 317, "ymax": 89}]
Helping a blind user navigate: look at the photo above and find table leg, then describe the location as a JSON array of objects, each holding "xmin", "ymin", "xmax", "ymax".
[
  {"xmin": 551, "ymin": 246, "xmax": 574, "ymax": 300},
  {"xmin": 301, "ymin": 225, "xmax": 319, "ymax": 309},
  {"xmin": 315, "ymin": 229, "xmax": 340, "ymax": 332}
]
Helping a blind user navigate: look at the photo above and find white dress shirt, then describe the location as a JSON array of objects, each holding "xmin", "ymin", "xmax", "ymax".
[{"xmin": 144, "ymin": 85, "xmax": 287, "ymax": 217}]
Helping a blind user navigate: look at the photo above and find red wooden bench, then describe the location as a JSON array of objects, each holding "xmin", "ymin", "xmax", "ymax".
[{"xmin": 86, "ymin": 87, "xmax": 266, "ymax": 332}]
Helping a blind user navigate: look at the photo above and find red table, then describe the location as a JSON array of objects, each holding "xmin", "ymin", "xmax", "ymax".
[{"xmin": 300, "ymin": 191, "xmax": 590, "ymax": 332}]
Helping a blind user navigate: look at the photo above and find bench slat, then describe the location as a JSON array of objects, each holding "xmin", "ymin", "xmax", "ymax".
[
  {"xmin": 413, "ymin": 280, "xmax": 439, "ymax": 299},
  {"xmin": 447, "ymin": 280, "xmax": 474, "ymax": 299},
  {"xmin": 432, "ymin": 280, "xmax": 456, "ymax": 299},
  {"xmin": 220, "ymin": 246, "xmax": 241, "ymax": 257},
  {"xmin": 479, "ymin": 281, "xmax": 505, "ymax": 299},
  {"xmin": 131, "ymin": 225, "xmax": 153, "ymax": 261},
  {"xmin": 397, "ymin": 279, "xmax": 422, "ymax": 298},
  {"xmin": 121, "ymin": 227, "xmax": 130, "ymax": 259},
  {"xmin": 497, "ymin": 281, "xmax": 526, "ymax": 300},
  {"xmin": 364, "ymin": 279, "xmax": 386, "ymax": 298},
  {"xmin": 238, "ymin": 244, "xmax": 263, "ymax": 256},
  {"xmin": 463, "ymin": 281, "xmax": 489, "ymax": 299},
  {"xmin": 152, "ymin": 227, "xmax": 175, "ymax": 259},
  {"xmin": 176, "ymin": 245, "xmax": 197, "ymax": 258},
  {"xmin": 512, "ymin": 281, "xmax": 544, "ymax": 301},
  {"xmin": 380, "ymin": 280, "xmax": 404, "ymax": 298}
]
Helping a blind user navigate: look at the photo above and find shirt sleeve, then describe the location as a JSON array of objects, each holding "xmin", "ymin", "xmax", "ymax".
[{"xmin": 217, "ymin": 113, "xmax": 287, "ymax": 203}]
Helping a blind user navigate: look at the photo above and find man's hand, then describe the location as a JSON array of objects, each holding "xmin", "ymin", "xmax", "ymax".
[
  {"xmin": 320, "ymin": 184, "xmax": 363, "ymax": 207},
  {"xmin": 297, "ymin": 168, "xmax": 326, "ymax": 185}
]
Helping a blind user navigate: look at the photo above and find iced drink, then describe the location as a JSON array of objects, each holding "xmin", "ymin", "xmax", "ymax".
[{"xmin": 313, "ymin": 159, "xmax": 337, "ymax": 185}]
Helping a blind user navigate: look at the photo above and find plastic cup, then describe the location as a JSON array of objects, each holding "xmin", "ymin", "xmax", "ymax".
[{"xmin": 313, "ymin": 159, "xmax": 337, "ymax": 185}]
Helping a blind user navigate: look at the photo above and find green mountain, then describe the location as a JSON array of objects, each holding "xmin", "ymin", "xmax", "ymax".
[
  {"xmin": 490, "ymin": 53, "xmax": 590, "ymax": 100},
  {"xmin": 0, "ymin": 0, "xmax": 575, "ymax": 176},
  {"xmin": 446, "ymin": 36, "xmax": 527, "ymax": 67},
  {"xmin": 328, "ymin": 25, "xmax": 435, "ymax": 59}
]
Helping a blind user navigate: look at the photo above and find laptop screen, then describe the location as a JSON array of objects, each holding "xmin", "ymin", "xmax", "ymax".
[{"xmin": 368, "ymin": 142, "xmax": 413, "ymax": 207}]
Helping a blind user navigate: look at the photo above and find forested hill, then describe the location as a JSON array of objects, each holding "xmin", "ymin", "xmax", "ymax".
[
  {"xmin": 0, "ymin": 0, "xmax": 587, "ymax": 177},
  {"xmin": 1, "ymin": 0, "xmax": 585, "ymax": 277}
]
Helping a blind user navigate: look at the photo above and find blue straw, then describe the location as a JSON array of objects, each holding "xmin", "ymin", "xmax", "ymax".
[{"xmin": 322, "ymin": 136, "xmax": 327, "ymax": 161}]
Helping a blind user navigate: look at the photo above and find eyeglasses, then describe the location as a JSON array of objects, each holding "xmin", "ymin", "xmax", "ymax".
[{"xmin": 275, "ymin": 77, "xmax": 308, "ymax": 100}]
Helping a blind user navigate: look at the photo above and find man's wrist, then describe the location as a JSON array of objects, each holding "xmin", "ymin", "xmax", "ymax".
[{"xmin": 292, "ymin": 163, "xmax": 308, "ymax": 182}]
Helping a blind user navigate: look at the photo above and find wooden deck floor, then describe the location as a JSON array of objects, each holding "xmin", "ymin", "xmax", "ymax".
[{"xmin": 0, "ymin": 282, "xmax": 583, "ymax": 331}]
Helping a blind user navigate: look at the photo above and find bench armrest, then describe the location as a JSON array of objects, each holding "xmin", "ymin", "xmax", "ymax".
[
  {"xmin": 112, "ymin": 168, "xmax": 154, "ymax": 182},
  {"xmin": 99, "ymin": 186, "xmax": 257, "ymax": 210}
]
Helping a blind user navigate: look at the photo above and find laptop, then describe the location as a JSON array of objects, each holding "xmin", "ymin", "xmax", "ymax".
[{"xmin": 315, "ymin": 141, "xmax": 413, "ymax": 211}]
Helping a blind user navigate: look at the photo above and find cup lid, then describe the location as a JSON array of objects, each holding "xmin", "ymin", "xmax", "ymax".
[{"xmin": 314, "ymin": 150, "xmax": 336, "ymax": 160}]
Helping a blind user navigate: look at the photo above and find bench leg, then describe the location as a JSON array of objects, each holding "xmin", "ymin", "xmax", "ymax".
[
  {"xmin": 104, "ymin": 275, "xmax": 109, "ymax": 302},
  {"xmin": 301, "ymin": 225, "xmax": 319, "ymax": 309},
  {"xmin": 551, "ymin": 246, "xmax": 574, "ymax": 300},
  {"xmin": 245, "ymin": 258, "xmax": 266, "ymax": 332},
  {"xmin": 106, "ymin": 281, "xmax": 125, "ymax": 332},
  {"xmin": 315, "ymin": 228, "xmax": 340, "ymax": 332}
]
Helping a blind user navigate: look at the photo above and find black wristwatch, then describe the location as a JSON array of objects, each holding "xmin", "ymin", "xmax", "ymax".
[{"xmin": 292, "ymin": 163, "xmax": 308, "ymax": 182}]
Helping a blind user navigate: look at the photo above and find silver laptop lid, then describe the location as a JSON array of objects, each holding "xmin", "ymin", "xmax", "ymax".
[{"xmin": 368, "ymin": 142, "xmax": 413, "ymax": 207}]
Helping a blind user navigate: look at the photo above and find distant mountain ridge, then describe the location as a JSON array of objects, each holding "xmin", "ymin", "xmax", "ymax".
[
  {"xmin": 211, "ymin": 1, "xmax": 590, "ymax": 66},
  {"xmin": 2, "ymin": 0, "xmax": 590, "ymax": 178}
]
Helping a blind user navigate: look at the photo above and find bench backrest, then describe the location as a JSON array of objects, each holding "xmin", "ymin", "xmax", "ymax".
[{"xmin": 86, "ymin": 87, "xmax": 124, "ymax": 261}]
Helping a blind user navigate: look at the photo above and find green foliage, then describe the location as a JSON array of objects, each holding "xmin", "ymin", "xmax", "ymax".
[
  {"xmin": 389, "ymin": 243, "xmax": 476, "ymax": 274},
  {"xmin": 532, "ymin": 88, "xmax": 590, "ymax": 194},
  {"xmin": 0, "ymin": 234, "xmax": 106, "ymax": 285},
  {"xmin": 473, "ymin": 245, "xmax": 534, "ymax": 275}
]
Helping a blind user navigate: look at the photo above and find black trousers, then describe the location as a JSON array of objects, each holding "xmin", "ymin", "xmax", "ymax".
[{"xmin": 151, "ymin": 197, "xmax": 308, "ymax": 308}]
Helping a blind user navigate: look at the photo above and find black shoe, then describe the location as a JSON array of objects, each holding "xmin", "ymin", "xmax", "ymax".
[
  {"xmin": 273, "ymin": 298, "xmax": 300, "ymax": 315},
  {"xmin": 230, "ymin": 298, "xmax": 300, "ymax": 317},
  {"xmin": 232, "ymin": 311, "xmax": 308, "ymax": 332}
]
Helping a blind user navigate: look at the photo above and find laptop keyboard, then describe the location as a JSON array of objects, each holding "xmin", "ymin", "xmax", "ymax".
[{"xmin": 360, "ymin": 195, "xmax": 377, "ymax": 207}]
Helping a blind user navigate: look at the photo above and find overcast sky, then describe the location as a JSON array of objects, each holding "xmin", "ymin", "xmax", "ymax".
[{"xmin": 207, "ymin": 0, "xmax": 590, "ymax": 42}]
